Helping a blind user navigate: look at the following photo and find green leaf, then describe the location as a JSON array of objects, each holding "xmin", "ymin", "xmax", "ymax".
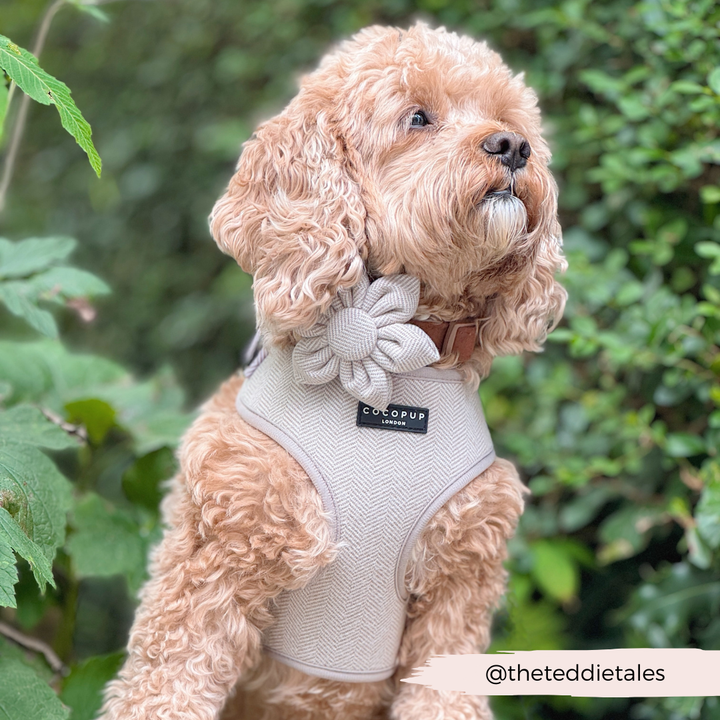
[
  {"xmin": 130, "ymin": 409, "xmax": 193, "ymax": 455},
  {"xmin": 559, "ymin": 486, "xmax": 612, "ymax": 532},
  {"xmin": 0, "ymin": 238, "xmax": 107, "ymax": 336},
  {"xmin": 13, "ymin": 564, "xmax": 56, "ymax": 630},
  {"xmin": 122, "ymin": 447, "xmax": 175, "ymax": 511},
  {"xmin": 0, "ymin": 507, "xmax": 55, "ymax": 600},
  {"xmin": 670, "ymin": 80, "xmax": 706, "ymax": 94},
  {"xmin": 491, "ymin": 595, "xmax": 568, "ymax": 652},
  {"xmin": 29, "ymin": 266, "xmax": 110, "ymax": 300},
  {"xmin": 0, "ymin": 35, "xmax": 101, "ymax": 176},
  {"xmin": 530, "ymin": 540, "xmax": 579, "ymax": 602},
  {"xmin": 0, "ymin": 340, "xmax": 126, "ymax": 408},
  {"xmin": 0, "ymin": 79, "xmax": 7, "ymax": 145},
  {"xmin": 61, "ymin": 652, "xmax": 124, "ymax": 720},
  {"xmin": 0, "ymin": 237, "xmax": 76, "ymax": 280},
  {"xmin": 695, "ymin": 477, "xmax": 720, "ymax": 549},
  {"xmin": 0, "ymin": 439, "xmax": 72, "ymax": 560},
  {"xmin": 598, "ymin": 505, "xmax": 665, "ymax": 563},
  {"xmin": 69, "ymin": 1, "xmax": 111, "ymax": 23},
  {"xmin": 579, "ymin": 69, "xmax": 623, "ymax": 97},
  {"xmin": 0, "ymin": 540, "xmax": 18, "ymax": 607},
  {"xmin": 91, "ymin": 370, "xmax": 193, "ymax": 453},
  {"xmin": 0, "ymin": 406, "xmax": 79, "ymax": 450},
  {"xmin": 616, "ymin": 563, "xmax": 720, "ymax": 647},
  {"xmin": 65, "ymin": 398, "xmax": 116, "ymax": 445},
  {"xmin": 708, "ymin": 67, "xmax": 720, "ymax": 95},
  {"xmin": 66, "ymin": 493, "xmax": 152, "ymax": 593},
  {"xmin": 685, "ymin": 527, "xmax": 712, "ymax": 570},
  {"xmin": 665, "ymin": 432, "xmax": 706, "ymax": 457},
  {"xmin": 701, "ymin": 186, "xmax": 720, "ymax": 204},
  {"xmin": 696, "ymin": 241, "xmax": 720, "ymax": 259},
  {"xmin": 0, "ymin": 637, "xmax": 70, "ymax": 720},
  {"xmin": 0, "ymin": 283, "xmax": 58, "ymax": 337}
]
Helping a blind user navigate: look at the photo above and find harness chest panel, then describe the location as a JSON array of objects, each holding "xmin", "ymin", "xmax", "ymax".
[{"xmin": 236, "ymin": 347, "xmax": 495, "ymax": 682}]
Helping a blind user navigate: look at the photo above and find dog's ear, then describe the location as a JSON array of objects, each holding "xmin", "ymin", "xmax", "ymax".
[
  {"xmin": 210, "ymin": 90, "xmax": 367, "ymax": 339},
  {"xmin": 477, "ymin": 218, "xmax": 567, "ymax": 371}
]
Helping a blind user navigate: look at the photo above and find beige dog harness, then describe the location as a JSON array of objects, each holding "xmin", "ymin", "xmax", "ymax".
[{"xmin": 236, "ymin": 275, "xmax": 495, "ymax": 682}]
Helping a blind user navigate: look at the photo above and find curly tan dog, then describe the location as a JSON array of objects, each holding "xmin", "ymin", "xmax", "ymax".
[{"xmin": 101, "ymin": 22, "xmax": 566, "ymax": 720}]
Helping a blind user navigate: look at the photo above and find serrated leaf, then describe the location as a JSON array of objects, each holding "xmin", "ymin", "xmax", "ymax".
[
  {"xmin": 0, "ymin": 340, "xmax": 126, "ymax": 408},
  {"xmin": 0, "ymin": 406, "xmax": 78, "ymax": 450},
  {"xmin": 0, "ymin": 283, "xmax": 58, "ymax": 337},
  {"xmin": 0, "ymin": 539, "xmax": 18, "ymax": 607},
  {"xmin": 91, "ymin": 371, "xmax": 192, "ymax": 452},
  {"xmin": 61, "ymin": 652, "xmax": 124, "ymax": 720},
  {"xmin": 66, "ymin": 493, "xmax": 151, "ymax": 593},
  {"xmin": 0, "ymin": 508, "xmax": 54, "ymax": 597},
  {"xmin": 0, "ymin": 440, "xmax": 72, "ymax": 560},
  {"xmin": 0, "ymin": 638, "xmax": 70, "ymax": 720},
  {"xmin": 29, "ymin": 266, "xmax": 110, "ymax": 299},
  {"xmin": 0, "ymin": 34, "xmax": 101, "ymax": 176},
  {"xmin": 0, "ymin": 237, "xmax": 76, "ymax": 280},
  {"xmin": 0, "ymin": 238, "xmax": 104, "ymax": 336}
]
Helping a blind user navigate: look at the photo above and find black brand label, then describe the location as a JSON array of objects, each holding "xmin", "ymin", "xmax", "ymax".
[{"xmin": 356, "ymin": 402, "xmax": 429, "ymax": 434}]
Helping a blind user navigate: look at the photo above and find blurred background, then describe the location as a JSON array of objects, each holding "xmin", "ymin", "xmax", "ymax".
[{"xmin": 1, "ymin": 1, "xmax": 719, "ymax": 719}]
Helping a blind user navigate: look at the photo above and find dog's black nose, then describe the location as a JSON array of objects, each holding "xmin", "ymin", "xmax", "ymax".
[{"xmin": 482, "ymin": 132, "xmax": 531, "ymax": 172}]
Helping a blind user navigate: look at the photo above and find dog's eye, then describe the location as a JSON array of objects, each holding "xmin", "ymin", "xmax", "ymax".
[{"xmin": 410, "ymin": 111, "xmax": 430, "ymax": 127}]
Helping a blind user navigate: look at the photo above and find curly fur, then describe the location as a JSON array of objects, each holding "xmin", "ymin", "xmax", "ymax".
[{"xmin": 102, "ymin": 22, "xmax": 565, "ymax": 720}]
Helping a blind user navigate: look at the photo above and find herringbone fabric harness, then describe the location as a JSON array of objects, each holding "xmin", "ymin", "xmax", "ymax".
[{"xmin": 236, "ymin": 346, "xmax": 495, "ymax": 682}]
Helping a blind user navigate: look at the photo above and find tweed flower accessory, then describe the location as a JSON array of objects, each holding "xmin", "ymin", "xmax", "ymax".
[{"xmin": 292, "ymin": 274, "xmax": 440, "ymax": 410}]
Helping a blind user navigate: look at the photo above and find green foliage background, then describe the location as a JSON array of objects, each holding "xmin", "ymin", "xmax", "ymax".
[{"xmin": 0, "ymin": 1, "xmax": 719, "ymax": 718}]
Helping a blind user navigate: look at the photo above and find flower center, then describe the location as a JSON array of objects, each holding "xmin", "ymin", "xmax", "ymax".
[{"xmin": 326, "ymin": 307, "xmax": 378, "ymax": 361}]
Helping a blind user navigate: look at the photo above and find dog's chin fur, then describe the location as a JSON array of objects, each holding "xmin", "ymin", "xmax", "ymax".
[
  {"xmin": 480, "ymin": 193, "xmax": 528, "ymax": 257},
  {"xmin": 102, "ymin": 23, "xmax": 566, "ymax": 720}
]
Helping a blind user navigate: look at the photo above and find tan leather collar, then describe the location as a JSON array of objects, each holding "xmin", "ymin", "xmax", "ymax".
[{"xmin": 408, "ymin": 319, "xmax": 479, "ymax": 363}]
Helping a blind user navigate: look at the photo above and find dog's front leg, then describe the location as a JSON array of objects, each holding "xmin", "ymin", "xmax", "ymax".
[
  {"xmin": 390, "ymin": 459, "xmax": 526, "ymax": 720},
  {"xmin": 101, "ymin": 380, "xmax": 333, "ymax": 720}
]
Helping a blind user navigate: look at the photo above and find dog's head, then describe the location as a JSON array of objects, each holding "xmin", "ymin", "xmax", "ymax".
[{"xmin": 211, "ymin": 23, "xmax": 566, "ymax": 376}]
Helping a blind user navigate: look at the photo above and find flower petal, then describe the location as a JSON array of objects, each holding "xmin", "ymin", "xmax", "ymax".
[
  {"xmin": 373, "ymin": 324, "xmax": 440, "ymax": 373},
  {"xmin": 293, "ymin": 341, "xmax": 340, "ymax": 385},
  {"xmin": 297, "ymin": 320, "xmax": 329, "ymax": 338},
  {"xmin": 360, "ymin": 274, "xmax": 421, "ymax": 327},
  {"xmin": 339, "ymin": 358, "xmax": 392, "ymax": 410},
  {"xmin": 337, "ymin": 272, "xmax": 369, "ymax": 310},
  {"xmin": 296, "ymin": 334, "xmax": 331, "ymax": 353}
]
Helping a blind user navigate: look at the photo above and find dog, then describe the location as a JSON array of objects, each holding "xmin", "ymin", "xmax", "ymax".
[{"xmin": 101, "ymin": 22, "xmax": 566, "ymax": 720}]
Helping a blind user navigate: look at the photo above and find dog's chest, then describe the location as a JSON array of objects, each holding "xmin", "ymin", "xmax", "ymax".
[{"xmin": 237, "ymin": 347, "xmax": 495, "ymax": 682}]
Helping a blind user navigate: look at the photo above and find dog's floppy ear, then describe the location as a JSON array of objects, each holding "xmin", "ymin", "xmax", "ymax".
[{"xmin": 210, "ymin": 89, "xmax": 367, "ymax": 339}]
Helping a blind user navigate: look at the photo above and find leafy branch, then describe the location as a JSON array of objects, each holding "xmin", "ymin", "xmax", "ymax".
[{"xmin": 0, "ymin": 0, "xmax": 107, "ymax": 215}]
